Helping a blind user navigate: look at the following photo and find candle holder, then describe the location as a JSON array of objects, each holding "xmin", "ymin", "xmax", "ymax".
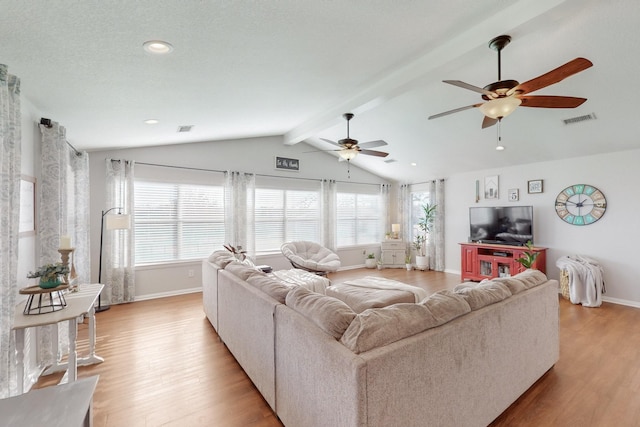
[{"xmin": 58, "ymin": 248, "xmax": 78, "ymax": 292}]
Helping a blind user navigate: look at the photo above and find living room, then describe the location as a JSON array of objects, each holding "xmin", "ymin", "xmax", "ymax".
[{"xmin": 2, "ymin": 0, "xmax": 640, "ymax": 425}]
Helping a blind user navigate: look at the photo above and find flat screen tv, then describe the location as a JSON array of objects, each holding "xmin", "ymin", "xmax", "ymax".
[{"xmin": 469, "ymin": 206, "xmax": 533, "ymax": 246}]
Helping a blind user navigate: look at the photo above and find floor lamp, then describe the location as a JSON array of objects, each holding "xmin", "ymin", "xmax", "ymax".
[{"xmin": 97, "ymin": 207, "xmax": 131, "ymax": 312}]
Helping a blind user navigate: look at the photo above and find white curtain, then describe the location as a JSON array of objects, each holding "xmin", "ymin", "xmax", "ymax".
[
  {"xmin": 0, "ymin": 65, "xmax": 21, "ymax": 398},
  {"xmin": 426, "ymin": 179, "xmax": 446, "ymax": 271},
  {"xmin": 321, "ymin": 179, "xmax": 337, "ymax": 251},
  {"xmin": 37, "ymin": 121, "xmax": 90, "ymax": 365},
  {"xmin": 380, "ymin": 184, "xmax": 391, "ymax": 240},
  {"xmin": 224, "ymin": 171, "xmax": 255, "ymax": 258},
  {"xmin": 398, "ymin": 184, "xmax": 412, "ymax": 244},
  {"xmin": 104, "ymin": 159, "xmax": 135, "ymax": 304}
]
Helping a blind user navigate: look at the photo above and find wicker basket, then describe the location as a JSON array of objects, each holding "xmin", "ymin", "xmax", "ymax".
[{"xmin": 559, "ymin": 269, "xmax": 570, "ymax": 300}]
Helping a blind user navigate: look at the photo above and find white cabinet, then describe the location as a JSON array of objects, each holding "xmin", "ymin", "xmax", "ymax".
[{"xmin": 381, "ymin": 240, "xmax": 405, "ymax": 268}]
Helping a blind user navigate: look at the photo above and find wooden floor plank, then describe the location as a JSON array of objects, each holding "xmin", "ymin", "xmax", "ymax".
[{"xmin": 33, "ymin": 268, "xmax": 640, "ymax": 426}]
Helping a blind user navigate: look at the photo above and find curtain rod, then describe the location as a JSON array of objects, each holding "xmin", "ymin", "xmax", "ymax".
[
  {"xmin": 66, "ymin": 140, "xmax": 82, "ymax": 156},
  {"xmin": 133, "ymin": 161, "xmax": 383, "ymax": 187}
]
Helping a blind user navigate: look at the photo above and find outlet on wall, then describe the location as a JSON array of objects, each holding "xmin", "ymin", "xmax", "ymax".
[{"xmin": 188, "ymin": 269, "xmax": 194, "ymax": 278}]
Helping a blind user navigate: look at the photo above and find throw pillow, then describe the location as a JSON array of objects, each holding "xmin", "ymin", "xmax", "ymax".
[{"xmin": 286, "ymin": 286, "xmax": 356, "ymax": 340}]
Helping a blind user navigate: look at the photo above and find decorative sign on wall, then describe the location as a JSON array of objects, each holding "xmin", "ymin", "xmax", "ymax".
[
  {"xmin": 275, "ymin": 156, "xmax": 300, "ymax": 171},
  {"xmin": 484, "ymin": 175, "xmax": 499, "ymax": 199}
]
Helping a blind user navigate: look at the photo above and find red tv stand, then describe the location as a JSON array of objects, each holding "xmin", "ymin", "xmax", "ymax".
[{"xmin": 460, "ymin": 242, "xmax": 547, "ymax": 282}]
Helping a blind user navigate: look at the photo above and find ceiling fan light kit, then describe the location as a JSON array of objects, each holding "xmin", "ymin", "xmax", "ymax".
[
  {"xmin": 479, "ymin": 96, "xmax": 522, "ymax": 119},
  {"xmin": 428, "ymin": 34, "xmax": 592, "ymax": 130},
  {"xmin": 319, "ymin": 113, "xmax": 389, "ymax": 163}
]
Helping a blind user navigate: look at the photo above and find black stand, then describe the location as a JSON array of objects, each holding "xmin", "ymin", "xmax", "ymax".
[{"xmin": 96, "ymin": 207, "xmax": 122, "ymax": 313}]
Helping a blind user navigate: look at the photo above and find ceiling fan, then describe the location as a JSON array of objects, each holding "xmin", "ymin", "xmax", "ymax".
[
  {"xmin": 320, "ymin": 113, "xmax": 389, "ymax": 160},
  {"xmin": 428, "ymin": 35, "xmax": 593, "ymax": 128}
]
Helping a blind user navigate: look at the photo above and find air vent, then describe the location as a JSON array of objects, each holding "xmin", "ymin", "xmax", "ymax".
[
  {"xmin": 563, "ymin": 113, "xmax": 596, "ymax": 125},
  {"xmin": 177, "ymin": 125, "xmax": 194, "ymax": 133},
  {"xmin": 384, "ymin": 159, "xmax": 397, "ymax": 164}
]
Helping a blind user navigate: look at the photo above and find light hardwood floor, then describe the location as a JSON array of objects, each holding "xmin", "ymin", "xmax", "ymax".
[{"xmin": 34, "ymin": 269, "xmax": 640, "ymax": 426}]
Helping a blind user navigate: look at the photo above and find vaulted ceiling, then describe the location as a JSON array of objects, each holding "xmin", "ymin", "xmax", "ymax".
[{"xmin": 1, "ymin": 0, "xmax": 638, "ymax": 182}]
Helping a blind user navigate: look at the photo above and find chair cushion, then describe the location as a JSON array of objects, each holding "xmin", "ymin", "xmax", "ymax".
[{"xmin": 281, "ymin": 241, "xmax": 341, "ymax": 272}]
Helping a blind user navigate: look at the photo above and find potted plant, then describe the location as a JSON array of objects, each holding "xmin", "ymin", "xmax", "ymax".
[
  {"xmin": 364, "ymin": 252, "xmax": 377, "ymax": 269},
  {"xmin": 376, "ymin": 259, "xmax": 384, "ymax": 270},
  {"xmin": 27, "ymin": 262, "xmax": 70, "ymax": 289},
  {"xmin": 405, "ymin": 252, "xmax": 412, "ymax": 271},
  {"xmin": 415, "ymin": 203, "xmax": 437, "ymax": 271},
  {"xmin": 515, "ymin": 240, "xmax": 539, "ymax": 269}
]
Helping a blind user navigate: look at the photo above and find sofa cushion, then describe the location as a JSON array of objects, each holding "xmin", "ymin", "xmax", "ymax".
[
  {"xmin": 286, "ymin": 286, "xmax": 356, "ymax": 340},
  {"xmin": 514, "ymin": 269, "xmax": 548, "ymax": 288},
  {"xmin": 453, "ymin": 281, "xmax": 512, "ymax": 311},
  {"xmin": 207, "ymin": 250, "xmax": 237, "ymax": 268},
  {"xmin": 340, "ymin": 290, "xmax": 470, "ymax": 354},
  {"xmin": 225, "ymin": 262, "xmax": 264, "ymax": 281},
  {"xmin": 246, "ymin": 274, "xmax": 292, "ymax": 304},
  {"xmin": 491, "ymin": 277, "xmax": 527, "ymax": 294}
]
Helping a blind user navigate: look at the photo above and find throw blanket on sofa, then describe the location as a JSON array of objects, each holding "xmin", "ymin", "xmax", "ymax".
[
  {"xmin": 556, "ymin": 255, "xmax": 605, "ymax": 307},
  {"xmin": 343, "ymin": 276, "xmax": 428, "ymax": 302},
  {"xmin": 270, "ymin": 269, "xmax": 329, "ymax": 294}
]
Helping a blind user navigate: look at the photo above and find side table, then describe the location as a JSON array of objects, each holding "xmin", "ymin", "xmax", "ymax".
[
  {"xmin": 0, "ymin": 375, "xmax": 99, "ymax": 427},
  {"xmin": 12, "ymin": 284, "xmax": 104, "ymax": 395}
]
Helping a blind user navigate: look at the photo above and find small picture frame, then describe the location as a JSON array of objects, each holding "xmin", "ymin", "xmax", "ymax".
[
  {"xmin": 528, "ymin": 179, "xmax": 543, "ymax": 194},
  {"xmin": 484, "ymin": 175, "xmax": 499, "ymax": 199},
  {"xmin": 508, "ymin": 188, "xmax": 519, "ymax": 202}
]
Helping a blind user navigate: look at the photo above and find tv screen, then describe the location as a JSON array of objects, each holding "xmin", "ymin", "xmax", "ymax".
[{"xmin": 469, "ymin": 206, "xmax": 533, "ymax": 246}]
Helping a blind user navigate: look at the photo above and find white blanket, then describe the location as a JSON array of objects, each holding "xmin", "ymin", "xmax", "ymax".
[
  {"xmin": 343, "ymin": 276, "xmax": 429, "ymax": 303},
  {"xmin": 556, "ymin": 255, "xmax": 605, "ymax": 307},
  {"xmin": 270, "ymin": 269, "xmax": 330, "ymax": 294}
]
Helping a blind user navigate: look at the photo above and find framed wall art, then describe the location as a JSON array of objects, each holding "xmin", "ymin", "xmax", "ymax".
[
  {"xmin": 19, "ymin": 175, "xmax": 36, "ymax": 237},
  {"xmin": 508, "ymin": 188, "xmax": 519, "ymax": 202},
  {"xmin": 484, "ymin": 175, "xmax": 499, "ymax": 199},
  {"xmin": 528, "ymin": 179, "xmax": 543, "ymax": 194}
]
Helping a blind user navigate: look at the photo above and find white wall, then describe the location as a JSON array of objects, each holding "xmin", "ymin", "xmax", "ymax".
[
  {"xmin": 88, "ymin": 136, "xmax": 389, "ymax": 299},
  {"xmin": 445, "ymin": 148, "xmax": 640, "ymax": 306}
]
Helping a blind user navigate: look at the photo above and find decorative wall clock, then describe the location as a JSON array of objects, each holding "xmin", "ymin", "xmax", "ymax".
[{"xmin": 555, "ymin": 184, "xmax": 606, "ymax": 225}]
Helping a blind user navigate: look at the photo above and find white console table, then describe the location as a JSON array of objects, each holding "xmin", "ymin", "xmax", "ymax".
[
  {"xmin": 12, "ymin": 284, "xmax": 104, "ymax": 395},
  {"xmin": 0, "ymin": 375, "xmax": 98, "ymax": 427},
  {"xmin": 381, "ymin": 240, "xmax": 406, "ymax": 268}
]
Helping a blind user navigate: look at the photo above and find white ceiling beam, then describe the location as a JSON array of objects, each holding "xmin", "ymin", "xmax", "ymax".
[{"xmin": 283, "ymin": 0, "xmax": 569, "ymax": 145}]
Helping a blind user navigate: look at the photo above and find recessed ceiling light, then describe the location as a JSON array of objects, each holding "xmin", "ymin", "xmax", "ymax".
[
  {"xmin": 144, "ymin": 119, "xmax": 159, "ymax": 124},
  {"xmin": 411, "ymin": 162, "xmax": 417, "ymax": 166},
  {"xmin": 143, "ymin": 40, "xmax": 173, "ymax": 55}
]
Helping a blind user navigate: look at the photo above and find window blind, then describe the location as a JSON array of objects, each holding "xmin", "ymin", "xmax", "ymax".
[{"xmin": 135, "ymin": 181, "xmax": 224, "ymax": 264}]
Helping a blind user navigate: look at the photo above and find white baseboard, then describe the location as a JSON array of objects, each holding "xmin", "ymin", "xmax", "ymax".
[
  {"xmin": 134, "ymin": 286, "xmax": 202, "ymax": 302},
  {"xmin": 601, "ymin": 296, "xmax": 640, "ymax": 309}
]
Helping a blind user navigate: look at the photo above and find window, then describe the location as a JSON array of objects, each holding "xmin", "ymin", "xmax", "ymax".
[
  {"xmin": 411, "ymin": 191, "xmax": 431, "ymax": 244},
  {"xmin": 255, "ymin": 188, "xmax": 320, "ymax": 252},
  {"xmin": 337, "ymin": 192, "xmax": 382, "ymax": 247},
  {"xmin": 135, "ymin": 181, "xmax": 224, "ymax": 264}
]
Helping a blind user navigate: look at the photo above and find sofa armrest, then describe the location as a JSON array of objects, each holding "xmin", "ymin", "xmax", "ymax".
[{"xmin": 274, "ymin": 305, "xmax": 367, "ymax": 427}]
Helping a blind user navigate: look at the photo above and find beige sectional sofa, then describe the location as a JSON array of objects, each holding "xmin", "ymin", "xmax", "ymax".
[{"xmin": 202, "ymin": 251, "xmax": 559, "ymax": 427}]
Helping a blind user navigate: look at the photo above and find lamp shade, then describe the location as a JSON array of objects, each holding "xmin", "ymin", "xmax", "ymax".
[
  {"xmin": 338, "ymin": 148, "xmax": 358, "ymax": 160},
  {"xmin": 478, "ymin": 96, "xmax": 521, "ymax": 119},
  {"xmin": 105, "ymin": 213, "xmax": 131, "ymax": 230},
  {"xmin": 391, "ymin": 223, "xmax": 400, "ymax": 233}
]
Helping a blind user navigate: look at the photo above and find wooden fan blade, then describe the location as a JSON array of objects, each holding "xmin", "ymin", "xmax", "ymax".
[
  {"xmin": 429, "ymin": 103, "xmax": 483, "ymax": 120},
  {"xmin": 444, "ymin": 80, "xmax": 496, "ymax": 97},
  {"xmin": 509, "ymin": 58, "xmax": 593, "ymax": 95},
  {"xmin": 320, "ymin": 138, "xmax": 341, "ymax": 147},
  {"xmin": 482, "ymin": 116, "xmax": 498, "ymax": 129},
  {"xmin": 358, "ymin": 149, "xmax": 388, "ymax": 158},
  {"xmin": 519, "ymin": 95, "xmax": 587, "ymax": 108},
  {"xmin": 358, "ymin": 139, "xmax": 387, "ymax": 149}
]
